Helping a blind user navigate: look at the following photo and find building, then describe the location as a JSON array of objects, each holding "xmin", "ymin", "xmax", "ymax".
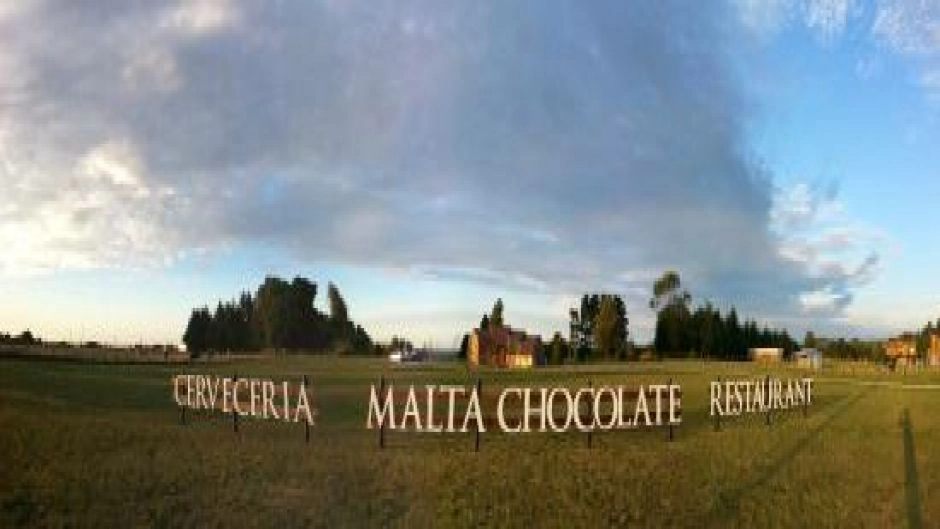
[
  {"xmin": 885, "ymin": 334, "xmax": 918, "ymax": 367},
  {"xmin": 468, "ymin": 326, "xmax": 543, "ymax": 368},
  {"xmin": 794, "ymin": 348, "xmax": 822, "ymax": 369},
  {"xmin": 388, "ymin": 348, "xmax": 427, "ymax": 363},
  {"xmin": 749, "ymin": 347, "xmax": 783, "ymax": 363},
  {"xmin": 929, "ymin": 334, "xmax": 940, "ymax": 367}
]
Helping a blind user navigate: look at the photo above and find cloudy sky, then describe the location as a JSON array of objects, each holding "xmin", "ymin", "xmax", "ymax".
[{"xmin": 2, "ymin": 0, "xmax": 939, "ymax": 347}]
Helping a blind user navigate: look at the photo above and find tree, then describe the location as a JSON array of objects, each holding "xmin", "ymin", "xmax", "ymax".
[
  {"xmin": 803, "ymin": 331, "xmax": 817, "ymax": 349},
  {"xmin": 182, "ymin": 307, "xmax": 212, "ymax": 356},
  {"xmin": 549, "ymin": 332, "xmax": 568, "ymax": 365},
  {"xmin": 237, "ymin": 291, "xmax": 255, "ymax": 351},
  {"xmin": 649, "ymin": 271, "xmax": 690, "ymax": 311},
  {"xmin": 572, "ymin": 294, "xmax": 629, "ymax": 360},
  {"xmin": 916, "ymin": 321, "xmax": 935, "ymax": 359},
  {"xmin": 479, "ymin": 314, "xmax": 490, "ymax": 331},
  {"xmin": 458, "ymin": 334, "xmax": 469, "ymax": 359},
  {"xmin": 580, "ymin": 295, "xmax": 600, "ymax": 348},
  {"xmin": 327, "ymin": 282, "xmax": 349, "ymax": 325},
  {"xmin": 650, "ymin": 271, "xmax": 691, "ymax": 356},
  {"xmin": 724, "ymin": 308, "xmax": 743, "ymax": 360},
  {"xmin": 185, "ymin": 275, "xmax": 372, "ymax": 355},
  {"xmin": 594, "ymin": 296, "xmax": 623, "ymax": 360},
  {"xmin": 490, "ymin": 299, "xmax": 504, "ymax": 328},
  {"xmin": 288, "ymin": 276, "xmax": 319, "ymax": 348},
  {"xmin": 254, "ymin": 276, "xmax": 293, "ymax": 349},
  {"xmin": 16, "ymin": 330, "xmax": 37, "ymax": 346},
  {"xmin": 327, "ymin": 282, "xmax": 354, "ymax": 351}
]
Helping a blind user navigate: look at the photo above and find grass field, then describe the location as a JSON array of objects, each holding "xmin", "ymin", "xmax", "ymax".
[{"xmin": 1, "ymin": 356, "xmax": 938, "ymax": 528}]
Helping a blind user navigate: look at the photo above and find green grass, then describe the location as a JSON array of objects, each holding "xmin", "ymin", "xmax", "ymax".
[{"xmin": 1, "ymin": 357, "xmax": 938, "ymax": 527}]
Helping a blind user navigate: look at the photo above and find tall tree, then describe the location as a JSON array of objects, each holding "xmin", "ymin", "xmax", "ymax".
[
  {"xmin": 650, "ymin": 271, "xmax": 691, "ymax": 356},
  {"xmin": 724, "ymin": 308, "xmax": 742, "ymax": 360},
  {"xmin": 649, "ymin": 271, "xmax": 690, "ymax": 311},
  {"xmin": 490, "ymin": 298, "xmax": 505, "ymax": 328},
  {"xmin": 288, "ymin": 277, "xmax": 318, "ymax": 348},
  {"xmin": 580, "ymin": 294, "xmax": 600, "ymax": 347},
  {"xmin": 327, "ymin": 282, "xmax": 349, "ymax": 325},
  {"xmin": 594, "ymin": 296, "xmax": 623, "ymax": 360},
  {"xmin": 182, "ymin": 307, "xmax": 212, "ymax": 356},
  {"xmin": 185, "ymin": 275, "xmax": 372, "ymax": 355},
  {"xmin": 803, "ymin": 330, "xmax": 817, "ymax": 349},
  {"xmin": 549, "ymin": 332, "xmax": 568, "ymax": 365}
]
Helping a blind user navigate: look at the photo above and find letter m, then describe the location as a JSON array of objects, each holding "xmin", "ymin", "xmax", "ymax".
[{"xmin": 367, "ymin": 385, "xmax": 396, "ymax": 430}]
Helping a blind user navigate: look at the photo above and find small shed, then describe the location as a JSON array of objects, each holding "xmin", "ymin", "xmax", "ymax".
[
  {"xmin": 749, "ymin": 347, "xmax": 783, "ymax": 363},
  {"xmin": 795, "ymin": 348, "xmax": 822, "ymax": 369}
]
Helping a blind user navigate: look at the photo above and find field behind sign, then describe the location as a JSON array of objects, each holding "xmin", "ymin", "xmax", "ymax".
[{"xmin": 1, "ymin": 357, "xmax": 938, "ymax": 528}]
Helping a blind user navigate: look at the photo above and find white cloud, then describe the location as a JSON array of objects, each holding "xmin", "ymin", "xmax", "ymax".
[
  {"xmin": 79, "ymin": 140, "xmax": 149, "ymax": 195},
  {"xmin": 734, "ymin": 0, "xmax": 797, "ymax": 36},
  {"xmin": 736, "ymin": 0, "xmax": 940, "ymax": 99},
  {"xmin": 872, "ymin": 0, "xmax": 940, "ymax": 55},
  {"xmin": 872, "ymin": 0, "xmax": 940, "ymax": 99},
  {"xmin": 804, "ymin": 0, "xmax": 855, "ymax": 41},
  {"xmin": 733, "ymin": 0, "xmax": 855, "ymax": 40},
  {"xmin": 799, "ymin": 286, "xmax": 845, "ymax": 312},
  {"xmin": 0, "ymin": 1, "xmax": 885, "ymax": 330},
  {"xmin": 772, "ymin": 181, "xmax": 884, "ymax": 314},
  {"xmin": 160, "ymin": 0, "xmax": 242, "ymax": 36}
]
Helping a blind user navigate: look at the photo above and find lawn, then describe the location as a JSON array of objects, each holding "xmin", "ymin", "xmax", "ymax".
[{"xmin": 1, "ymin": 356, "xmax": 937, "ymax": 528}]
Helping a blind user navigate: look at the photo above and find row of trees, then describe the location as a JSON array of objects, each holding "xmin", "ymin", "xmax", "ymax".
[
  {"xmin": 915, "ymin": 320, "xmax": 940, "ymax": 357},
  {"xmin": 650, "ymin": 271, "xmax": 798, "ymax": 359},
  {"xmin": 457, "ymin": 295, "xmax": 631, "ymax": 364},
  {"xmin": 182, "ymin": 276, "xmax": 372, "ymax": 355},
  {"xmin": 568, "ymin": 294, "xmax": 630, "ymax": 361},
  {"xmin": 0, "ymin": 330, "xmax": 38, "ymax": 346},
  {"xmin": 458, "ymin": 298, "xmax": 508, "ymax": 359},
  {"xmin": 806, "ymin": 334, "xmax": 884, "ymax": 361}
]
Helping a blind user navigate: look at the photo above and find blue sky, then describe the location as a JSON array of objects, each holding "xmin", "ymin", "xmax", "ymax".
[{"xmin": 1, "ymin": 1, "xmax": 939, "ymax": 346}]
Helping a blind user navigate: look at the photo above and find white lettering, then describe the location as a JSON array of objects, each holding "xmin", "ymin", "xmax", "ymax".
[
  {"xmin": 498, "ymin": 388, "xmax": 522, "ymax": 433},
  {"xmin": 367, "ymin": 384, "xmax": 395, "ymax": 429},
  {"xmin": 710, "ymin": 382, "xmax": 724, "ymax": 416}
]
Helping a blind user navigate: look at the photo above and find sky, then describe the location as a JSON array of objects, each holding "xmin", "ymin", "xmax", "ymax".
[{"xmin": 1, "ymin": 0, "xmax": 939, "ymax": 347}]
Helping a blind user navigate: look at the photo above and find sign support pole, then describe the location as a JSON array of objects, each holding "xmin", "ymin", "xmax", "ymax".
[
  {"xmin": 668, "ymin": 377, "xmax": 674, "ymax": 442},
  {"xmin": 475, "ymin": 378, "xmax": 482, "ymax": 452},
  {"xmin": 379, "ymin": 375, "xmax": 385, "ymax": 449},
  {"xmin": 303, "ymin": 374, "xmax": 310, "ymax": 443},
  {"xmin": 714, "ymin": 376, "xmax": 721, "ymax": 432},
  {"xmin": 179, "ymin": 376, "xmax": 186, "ymax": 425},
  {"xmin": 803, "ymin": 381, "xmax": 808, "ymax": 418},
  {"xmin": 233, "ymin": 372, "xmax": 239, "ymax": 435},
  {"xmin": 587, "ymin": 379, "xmax": 593, "ymax": 449},
  {"xmin": 765, "ymin": 374, "xmax": 772, "ymax": 426}
]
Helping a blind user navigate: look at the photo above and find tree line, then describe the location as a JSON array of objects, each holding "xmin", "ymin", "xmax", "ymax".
[
  {"xmin": 914, "ymin": 319, "xmax": 940, "ymax": 357},
  {"xmin": 803, "ymin": 332, "xmax": 883, "ymax": 361},
  {"xmin": 0, "ymin": 330, "xmax": 38, "ymax": 346},
  {"xmin": 650, "ymin": 271, "xmax": 797, "ymax": 359},
  {"xmin": 563, "ymin": 294, "xmax": 631, "ymax": 362},
  {"xmin": 459, "ymin": 294, "xmax": 631, "ymax": 364},
  {"xmin": 182, "ymin": 276, "xmax": 372, "ymax": 356}
]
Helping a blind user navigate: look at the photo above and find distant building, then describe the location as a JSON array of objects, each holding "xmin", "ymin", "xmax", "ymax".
[
  {"xmin": 749, "ymin": 347, "xmax": 783, "ymax": 363},
  {"xmin": 468, "ymin": 326, "xmax": 543, "ymax": 368},
  {"xmin": 885, "ymin": 334, "xmax": 918, "ymax": 367},
  {"xmin": 388, "ymin": 347, "xmax": 427, "ymax": 363},
  {"xmin": 795, "ymin": 348, "xmax": 822, "ymax": 369},
  {"xmin": 929, "ymin": 334, "xmax": 940, "ymax": 367}
]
